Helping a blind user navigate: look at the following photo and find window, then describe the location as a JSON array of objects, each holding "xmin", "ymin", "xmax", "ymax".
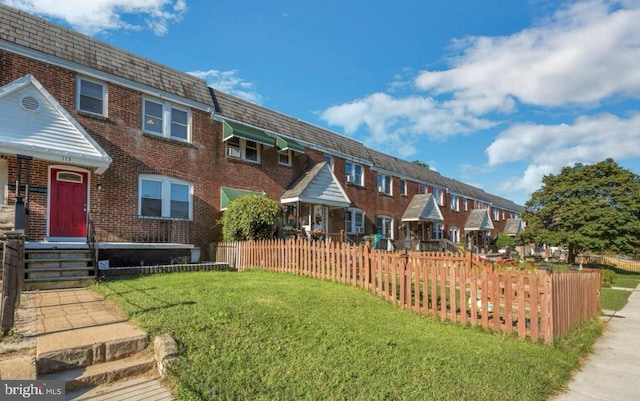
[
  {"xmin": 433, "ymin": 223, "xmax": 444, "ymax": 240},
  {"xmin": 345, "ymin": 162, "xmax": 363, "ymax": 186},
  {"xmin": 399, "ymin": 180, "xmax": 407, "ymax": 196},
  {"xmin": 323, "ymin": 155, "xmax": 334, "ymax": 170},
  {"xmin": 278, "ymin": 149, "xmax": 292, "ymax": 166},
  {"xmin": 432, "ymin": 188, "xmax": 444, "ymax": 206},
  {"xmin": 493, "ymin": 208, "xmax": 500, "ymax": 220},
  {"xmin": 143, "ymin": 98, "xmax": 190, "ymax": 141},
  {"xmin": 77, "ymin": 77, "xmax": 106, "ymax": 115},
  {"xmin": 450, "ymin": 195, "xmax": 459, "ymax": 211},
  {"xmin": 463, "ymin": 198, "xmax": 468, "ymax": 211},
  {"xmin": 418, "ymin": 183, "xmax": 427, "ymax": 194},
  {"xmin": 139, "ymin": 175, "xmax": 192, "ymax": 219},
  {"xmin": 449, "ymin": 226, "xmax": 460, "ymax": 243},
  {"xmin": 375, "ymin": 215, "xmax": 394, "ymax": 239},
  {"xmin": 345, "ymin": 208, "xmax": 365, "ymax": 234},
  {"xmin": 226, "ymin": 136, "xmax": 261, "ymax": 163},
  {"xmin": 377, "ymin": 174, "xmax": 392, "ymax": 195}
]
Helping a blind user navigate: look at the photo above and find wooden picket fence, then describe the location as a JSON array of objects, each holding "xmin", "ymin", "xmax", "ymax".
[
  {"xmin": 212, "ymin": 238, "xmax": 601, "ymax": 344},
  {"xmin": 577, "ymin": 253, "xmax": 640, "ymax": 272}
]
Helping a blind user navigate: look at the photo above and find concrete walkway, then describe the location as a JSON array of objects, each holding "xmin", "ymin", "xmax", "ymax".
[{"xmin": 552, "ymin": 284, "xmax": 640, "ymax": 401}]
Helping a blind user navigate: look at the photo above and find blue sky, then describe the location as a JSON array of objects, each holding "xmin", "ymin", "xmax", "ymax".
[{"xmin": 4, "ymin": 0, "xmax": 640, "ymax": 206}]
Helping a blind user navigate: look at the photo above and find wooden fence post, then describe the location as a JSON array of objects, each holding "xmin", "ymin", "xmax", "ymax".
[{"xmin": 1, "ymin": 230, "xmax": 26, "ymax": 335}]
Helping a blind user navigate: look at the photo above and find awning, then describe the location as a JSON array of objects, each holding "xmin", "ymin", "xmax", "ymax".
[
  {"xmin": 222, "ymin": 120, "xmax": 274, "ymax": 147},
  {"xmin": 401, "ymin": 194, "xmax": 443, "ymax": 222},
  {"xmin": 277, "ymin": 136, "xmax": 305, "ymax": 153},
  {"xmin": 220, "ymin": 187, "xmax": 266, "ymax": 210}
]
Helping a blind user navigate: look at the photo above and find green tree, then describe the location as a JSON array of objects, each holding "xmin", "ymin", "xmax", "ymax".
[
  {"xmin": 521, "ymin": 159, "xmax": 640, "ymax": 263},
  {"xmin": 221, "ymin": 195, "xmax": 279, "ymax": 241}
]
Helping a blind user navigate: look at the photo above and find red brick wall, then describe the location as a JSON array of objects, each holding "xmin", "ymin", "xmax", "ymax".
[{"xmin": 1, "ymin": 51, "xmax": 218, "ymax": 256}]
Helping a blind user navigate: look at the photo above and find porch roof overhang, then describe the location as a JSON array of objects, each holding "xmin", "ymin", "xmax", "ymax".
[
  {"xmin": 220, "ymin": 187, "xmax": 267, "ymax": 210},
  {"xmin": 464, "ymin": 209, "xmax": 494, "ymax": 232},
  {"xmin": 503, "ymin": 218, "xmax": 524, "ymax": 236},
  {"xmin": 222, "ymin": 120, "xmax": 274, "ymax": 147},
  {"xmin": 0, "ymin": 75, "xmax": 112, "ymax": 174},
  {"xmin": 280, "ymin": 161, "xmax": 351, "ymax": 208},
  {"xmin": 401, "ymin": 193, "xmax": 444, "ymax": 222}
]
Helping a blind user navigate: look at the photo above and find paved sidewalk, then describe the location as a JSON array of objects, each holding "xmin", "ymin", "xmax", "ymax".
[{"xmin": 552, "ymin": 284, "xmax": 640, "ymax": 401}]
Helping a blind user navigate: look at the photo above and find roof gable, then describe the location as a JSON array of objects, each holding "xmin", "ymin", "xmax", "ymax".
[
  {"xmin": 504, "ymin": 218, "xmax": 524, "ymax": 235},
  {"xmin": 281, "ymin": 162, "xmax": 351, "ymax": 208},
  {"xmin": 464, "ymin": 209, "xmax": 494, "ymax": 232},
  {"xmin": 0, "ymin": 74, "xmax": 112, "ymax": 173},
  {"xmin": 401, "ymin": 194, "xmax": 444, "ymax": 222}
]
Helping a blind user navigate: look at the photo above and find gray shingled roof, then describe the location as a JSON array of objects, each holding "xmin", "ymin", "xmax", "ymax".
[
  {"xmin": 504, "ymin": 218, "xmax": 524, "ymax": 235},
  {"xmin": 0, "ymin": 5, "xmax": 213, "ymax": 107},
  {"xmin": 464, "ymin": 209, "xmax": 494, "ymax": 232},
  {"xmin": 281, "ymin": 161, "xmax": 351, "ymax": 208},
  {"xmin": 401, "ymin": 194, "xmax": 443, "ymax": 222}
]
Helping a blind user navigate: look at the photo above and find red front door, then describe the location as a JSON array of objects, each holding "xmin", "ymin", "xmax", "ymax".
[{"xmin": 50, "ymin": 168, "xmax": 88, "ymax": 238}]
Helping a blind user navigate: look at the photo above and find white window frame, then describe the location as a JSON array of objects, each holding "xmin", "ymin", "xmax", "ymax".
[
  {"xmin": 323, "ymin": 155, "xmax": 334, "ymax": 170},
  {"xmin": 432, "ymin": 188, "xmax": 444, "ymax": 206},
  {"xmin": 463, "ymin": 198, "xmax": 468, "ymax": 211},
  {"xmin": 433, "ymin": 223, "xmax": 444, "ymax": 240},
  {"xmin": 345, "ymin": 208, "xmax": 365, "ymax": 234},
  {"xmin": 225, "ymin": 136, "xmax": 261, "ymax": 163},
  {"xmin": 278, "ymin": 149, "xmax": 292, "ymax": 166},
  {"xmin": 493, "ymin": 208, "xmax": 500, "ymax": 221},
  {"xmin": 375, "ymin": 215, "xmax": 394, "ymax": 239},
  {"xmin": 377, "ymin": 174, "xmax": 392, "ymax": 195},
  {"xmin": 449, "ymin": 226, "xmax": 460, "ymax": 243},
  {"xmin": 138, "ymin": 175, "xmax": 193, "ymax": 220},
  {"xmin": 450, "ymin": 195, "xmax": 459, "ymax": 211},
  {"xmin": 399, "ymin": 179, "xmax": 407, "ymax": 196},
  {"xmin": 142, "ymin": 97, "xmax": 191, "ymax": 142},
  {"xmin": 77, "ymin": 76, "xmax": 107, "ymax": 116},
  {"xmin": 345, "ymin": 162, "xmax": 363, "ymax": 186}
]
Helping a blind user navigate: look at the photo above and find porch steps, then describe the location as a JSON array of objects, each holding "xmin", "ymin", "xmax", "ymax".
[
  {"xmin": 40, "ymin": 350, "xmax": 156, "ymax": 393},
  {"xmin": 24, "ymin": 247, "xmax": 95, "ymax": 290}
]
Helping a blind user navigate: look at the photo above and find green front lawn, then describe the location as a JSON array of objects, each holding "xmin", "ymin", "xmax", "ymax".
[
  {"xmin": 591, "ymin": 265, "xmax": 640, "ymax": 311},
  {"xmin": 94, "ymin": 270, "xmax": 602, "ymax": 401}
]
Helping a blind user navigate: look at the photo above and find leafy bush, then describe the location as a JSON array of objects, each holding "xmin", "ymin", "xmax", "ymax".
[
  {"xmin": 221, "ymin": 195, "xmax": 279, "ymax": 241},
  {"xmin": 599, "ymin": 268, "xmax": 616, "ymax": 288},
  {"xmin": 495, "ymin": 233, "xmax": 516, "ymax": 249}
]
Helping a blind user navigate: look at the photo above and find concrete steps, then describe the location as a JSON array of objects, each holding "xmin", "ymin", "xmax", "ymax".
[
  {"xmin": 41, "ymin": 351, "xmax": 156, "ymax": 392},
  {"xmin": 24, "ymin": 247, "xmax": 95, "ymax": 290}
]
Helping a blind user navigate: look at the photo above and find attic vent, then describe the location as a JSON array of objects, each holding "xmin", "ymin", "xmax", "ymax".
[{"xmin": 20, "ymin": 95, "xmax": 41, "ymax": 112}]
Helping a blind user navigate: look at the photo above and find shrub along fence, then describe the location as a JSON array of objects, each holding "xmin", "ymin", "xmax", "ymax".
[{"xmin": 212, "ymin": 238, "xmax": 601, "ymax": 344}]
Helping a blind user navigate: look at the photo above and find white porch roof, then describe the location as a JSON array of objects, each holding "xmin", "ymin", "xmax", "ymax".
[{"xmin": 0, "ymin": 75, "xmax": 112, "ymax": 173}]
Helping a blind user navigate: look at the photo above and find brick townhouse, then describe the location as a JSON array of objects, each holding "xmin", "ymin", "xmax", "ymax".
[{"xmin": 0, "ymin": 4, "xmax": 522, "ymax": 287}]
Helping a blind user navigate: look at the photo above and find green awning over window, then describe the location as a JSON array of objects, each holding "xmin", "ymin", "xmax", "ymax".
[
  {"xmin": 222, "ymin": 121, "xmax": 274, "ymax": 147},
  {"xmin": 220, "ymin": 187, "xmax": 267, "ymax": 210},
  {"xmin": 277, "ymin": 136, "xmax": 305, "ymax": 153}
]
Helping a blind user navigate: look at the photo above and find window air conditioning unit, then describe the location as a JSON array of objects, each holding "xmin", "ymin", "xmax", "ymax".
[
  {"xmin": 346, "ymin": 175, "xmax": 352, "ymax": 183},
  {"xmin": 227, "ymin": 147, "xmax": 241, "ymax": 158},
  {"xmin": 356, "ymin": 226, "xmax": 364, "ymax": 234}
]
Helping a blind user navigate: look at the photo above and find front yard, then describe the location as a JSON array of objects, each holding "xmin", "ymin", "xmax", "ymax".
[{"xmin": 94, "ymin": 270, "xmax": 602, "ymax": 401}]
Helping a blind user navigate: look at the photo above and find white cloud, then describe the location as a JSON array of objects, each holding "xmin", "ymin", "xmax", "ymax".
[
  {"xmin": 1, "ymin": 0, "xmax": 186, "ymax": 35},
  {"xmin": 321, "ymin": 92, "xmax": 495, "ymax": 157},
  {"xmin": 416, "ymin": 0, "xmax": 640, "ymax": 113},
  {"xmin": 188, "ymin": 69, "xmax": 263, "ymax": 105},
  {"xmin": 488, "ymin": 113, "xmax": 640, "ymax": 195},
  {"xmin": 320, "ymin": 0, "xmax": 640, "ymax": 155}
]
